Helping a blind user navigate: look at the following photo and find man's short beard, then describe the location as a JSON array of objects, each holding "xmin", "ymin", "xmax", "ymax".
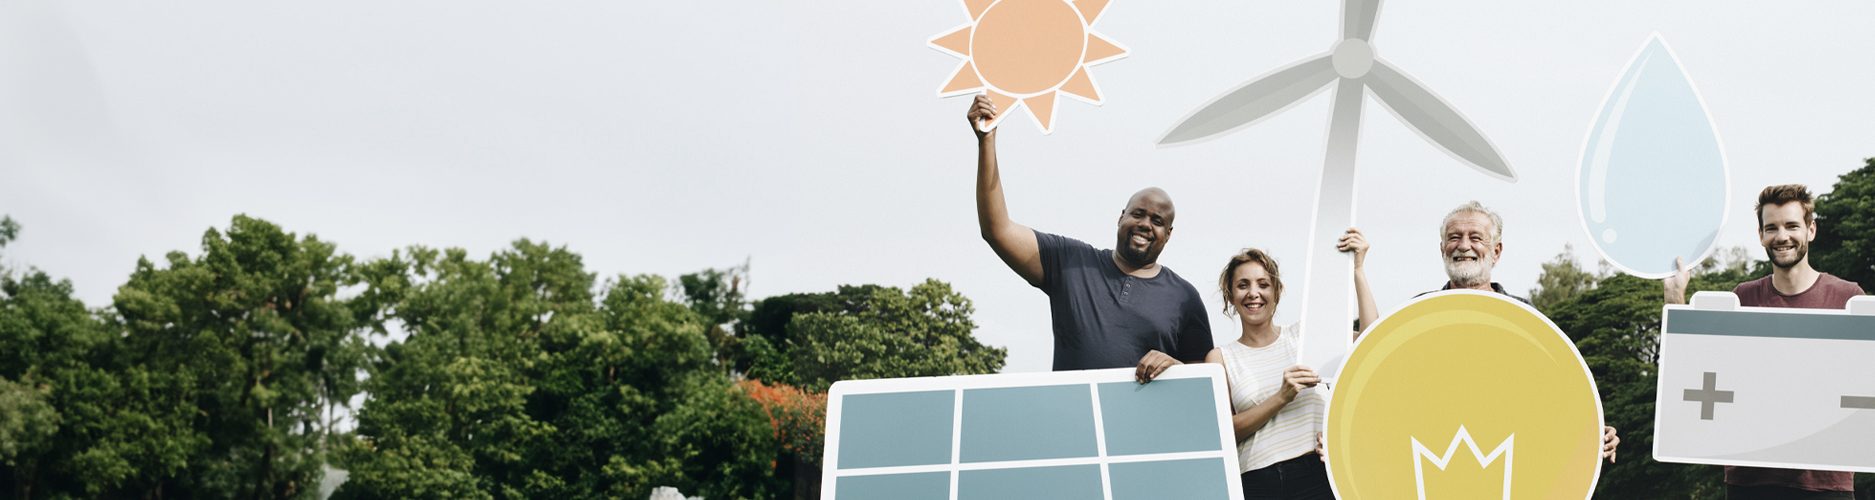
[
  {"xmin": 1767, "ymin": 242, "xmax": 1808, "ymax": 269},
  {"xmin": 1116, "ymin": 245, "xmax": 1153, "ymax": 267},
  {"xmin": 1445, "ymin": 250, "xmax": 1495, "ymax": 288}
]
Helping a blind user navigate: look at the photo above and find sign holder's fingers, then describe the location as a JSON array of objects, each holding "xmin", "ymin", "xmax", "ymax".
[{"xmin": 1148, "ymin": 362, "xmax": 1169, "ymax": 381}]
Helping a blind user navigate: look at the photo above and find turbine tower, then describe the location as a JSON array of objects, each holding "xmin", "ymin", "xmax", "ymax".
[{"xmin": 1160, "ymin": 0, "xmax": 1517, "ymax": 377}]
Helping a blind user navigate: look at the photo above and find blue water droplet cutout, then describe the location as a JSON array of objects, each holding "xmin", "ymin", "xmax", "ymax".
[{"xmin": 1578, "ymin": 34, "xmax": 1729, "ymax": 279}]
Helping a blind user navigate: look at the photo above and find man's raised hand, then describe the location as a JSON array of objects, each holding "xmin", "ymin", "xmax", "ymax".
[
  {"xmin": 1664, "ymin": 257, "xmax": 1691, "ymax": 305},
  {"xmin": 967, "ymin": 94, "xmax": 998, "ymax": 139}
]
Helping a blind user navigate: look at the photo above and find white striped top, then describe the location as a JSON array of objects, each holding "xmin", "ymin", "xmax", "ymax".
[{"xmin": 1218, "ymin": 323, "xmax": 1324, "ymax": 473}]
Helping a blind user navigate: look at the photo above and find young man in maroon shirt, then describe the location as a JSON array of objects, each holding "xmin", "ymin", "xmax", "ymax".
[{"xmin": 1665, "ymin": 184, "xmax": 1865, "ymax": 499}]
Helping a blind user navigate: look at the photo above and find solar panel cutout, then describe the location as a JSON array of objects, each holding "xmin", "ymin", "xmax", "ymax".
[{"xmin": 822, "ymin": 365, "xmax": 1244, "ymax": 500}]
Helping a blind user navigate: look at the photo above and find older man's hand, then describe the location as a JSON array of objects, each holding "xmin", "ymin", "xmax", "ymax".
[{"xmin": 1602, "ymin": 425, "xmax": 1621, "ymax": 463}]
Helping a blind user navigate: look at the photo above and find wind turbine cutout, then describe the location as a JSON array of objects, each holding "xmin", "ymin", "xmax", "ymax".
[{"xmin": 1160, "ymin": 0, "xmax": 1517, "ymax": 382}]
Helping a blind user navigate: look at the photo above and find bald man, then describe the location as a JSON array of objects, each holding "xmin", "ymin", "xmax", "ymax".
[{"xmin": 968, "ymin": 96, "xmax": 1212, "ymax": 382}]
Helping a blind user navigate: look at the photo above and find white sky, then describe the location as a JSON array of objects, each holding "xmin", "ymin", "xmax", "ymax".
[{"xmin": 3, "ymin": 1, "xmax": 1871, "ymax": 373}]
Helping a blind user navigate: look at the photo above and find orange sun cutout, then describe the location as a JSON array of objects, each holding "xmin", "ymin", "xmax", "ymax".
[{"xmin": 929, "ymin": 0, "xmax": 1128, "ymax": 134}]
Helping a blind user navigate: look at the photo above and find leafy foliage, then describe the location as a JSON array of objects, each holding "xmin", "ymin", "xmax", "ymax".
[
  {"xmin": 114, "ymin": 216, "xmax": 368, "ymax": 498},
  {"xmin": 788, "ymin": 280, "xmax": 1006, "ymax": 392},
  {"xmin": 0, "ymin": 214, "xmax": 1007, "ymax": 499},
  {"xmin": 336, "ymin": 244, "xmax": 782, "ymax": 499},
  {"xmin": 1813, "ymin": 158, "xmax": 1875, "ymax": 288},
  {"xmin": 1528, "ymin": 244, "xmax": 1598, "ymax": 312}
]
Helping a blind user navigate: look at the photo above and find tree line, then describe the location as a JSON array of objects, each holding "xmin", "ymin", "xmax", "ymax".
[
  {"xmin": 2, "ymin": 158, "xmax": 1868, "ymax": 499},
  {"xmin": 0, "ymin": 215, "xmax": 1004, "ymax": 499}
]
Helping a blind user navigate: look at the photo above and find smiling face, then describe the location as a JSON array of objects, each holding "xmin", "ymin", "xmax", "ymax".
[
  {"xmin": 1228, "ymin": 262, "xmax": 1279, "ymax": 325},
  {"xmin": 1758, "ymin": 201, "xmax": 1815, "ymax": 269},
  {"xmin": 1114, "ymin": 188, "xmax": 1175, "ymax": 268},
  {"xmin": 1440, "ymin": 211, "xmax": 1501, "ymax": 288}
]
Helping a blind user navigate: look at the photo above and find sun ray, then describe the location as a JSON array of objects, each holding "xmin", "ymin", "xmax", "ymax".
[
  {"xmin": 963, "ymin": 0, "xmax": 994, "ymax": 19},
  {"xmin": 928, "ymin": 25, "xmax": 972, "ymax": 57},
  {"xmin": 1084, "ymin": 32, "xmax": 1127, "ymax": 64},
  {"xmin": 985, "ymin": 91, "xmax": 1022, "ymax": 129},
  {"xmin": 939, "ymin": 61, "xmax": 984, "ymax": 96},
  {"xmin": 1074, "ymin": 0, "xmax": 1111, "ymax": 23},
  {"xmin": 1058, "ymin": 67, "xmax": 1102, "ymax": 104},
  {"xmin": 1024, "ymin": 91, "xmax": 1059, "ymax": 132}
]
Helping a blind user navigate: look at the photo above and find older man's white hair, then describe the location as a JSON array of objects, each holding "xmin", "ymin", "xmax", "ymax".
[{"xmin": 1439, "ymin": 200, "xmax": 1504, "ymax": 245}]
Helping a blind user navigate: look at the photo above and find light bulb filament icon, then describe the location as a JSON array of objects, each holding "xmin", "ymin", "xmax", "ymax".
[{"xmin": 1410, "ymin": 426, "xmax": 1514, "ymax": 500}]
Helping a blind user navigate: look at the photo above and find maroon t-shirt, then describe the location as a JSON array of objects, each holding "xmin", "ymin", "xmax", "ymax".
[{"xmin": 1722, "ymin": 273, "xmax": 1865, "ymax": 492}]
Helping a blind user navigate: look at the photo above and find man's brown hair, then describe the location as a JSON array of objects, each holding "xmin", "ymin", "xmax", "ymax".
[{"xmin": 1755, "ymin": 184, "xmax": 1816, "ymax": 226}]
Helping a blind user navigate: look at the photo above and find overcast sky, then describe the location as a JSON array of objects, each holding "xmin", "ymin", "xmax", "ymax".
[{"xmin": 3, "ymin": 0, "xmax": 1871, "ymax": 372}]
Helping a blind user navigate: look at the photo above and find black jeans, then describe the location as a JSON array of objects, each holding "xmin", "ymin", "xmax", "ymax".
[
  {"xmin": 1728, "ymin": 484, "xmax": 1854, "ymax": 500},
  {"xmin": 1240, "ymin": 453, "xmax": 1334, "ymax": 500}
]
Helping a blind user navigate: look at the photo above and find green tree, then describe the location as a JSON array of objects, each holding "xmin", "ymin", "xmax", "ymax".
[
  {"xmin": 743, "ymin": 285, "xmax": 885, "ymax": 346},
  {"xmin": 0, "ymin": 216, "xmax": 17, "ymax": 249},
  {"xmin": 0, "ymin": 377, "xmax": 59, "ymax": 500},
  {"xmin": 1537, "ymin": 248, "xmax": 1759, "ymax": 499},
  {"xmin": 732, "ymin": 285, "xmax": 886, "ymax": 385},
  {"xmin": 4, "ymin": 212, "xmax": 1015, "ymax": 499},
  {"xmin": 679, "ymin": 263, "xmax": 752, "ymax": 369},
  {"xmin": 108, "ymin": 215, "xmax": 369, "ymax": 498},
  {"xmin": 634, "ymin": 375, "xmax": 778, "ymax": 499},
  {"xmin": 0, "ymin": 217, "xmax": 159, "ymax": 499},
  {"xmin": 679, "ymin": 262, "xmax": 750, "ymax": 328},
  {"xmin": 339, "ymin": 243, "xmax": 780, "ymax": 499},
  {"xmin": 1812, "ymin": 157, "xmax": 1875, "ymax": 288},
  {"xmin": 791, "ymin": 279, "xmax": 1005, "ymax": 392},
  {"xmin": 1529, "ymin": 244, "xmax": 1599, "ymax": 312},
  {"xmin": 0, "ymin": 268, "xmax": 120, "ymax": 499},
  {"xmin": 339, "ymin": 243, "xmax": 580, "ymax": 498}
]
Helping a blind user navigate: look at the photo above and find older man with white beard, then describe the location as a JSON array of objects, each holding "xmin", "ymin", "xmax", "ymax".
[
  {"xmin": 1415, "ymin": 200, "xmax": 1621, "ymax": 463},
  {"xmin": 1415, "ymin": 200, "xmax": 1530, "ymax": 303}
]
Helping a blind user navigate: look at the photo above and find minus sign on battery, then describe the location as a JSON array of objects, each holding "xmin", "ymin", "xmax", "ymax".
[{"xmin": 1844, "ymin": 396, "xmax": 1875, "ymax": 410}]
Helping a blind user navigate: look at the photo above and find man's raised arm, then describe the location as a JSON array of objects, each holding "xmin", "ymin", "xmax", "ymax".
[{"xmin": 970, "ymin": 95, "xmax": 1044, "ymax": 288}]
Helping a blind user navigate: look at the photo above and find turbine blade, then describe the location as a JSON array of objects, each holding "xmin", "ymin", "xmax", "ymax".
[
  {"xmin": 1364, "ymin": 58, "xmax": 1516, "ymax": 181},
  {"xmin": 1343, "ymin": 0, "xmax": 1382, "ymax": 41},
  {"xmin": 1159, "ymin": 54, "xmax": 1338, "ymax": 146}
]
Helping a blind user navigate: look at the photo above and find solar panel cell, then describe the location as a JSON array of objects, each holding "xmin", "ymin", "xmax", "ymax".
[
  {"xmin": 837, "ymin": 390, "xmax": 956, "ymax": 469},
  {"xmin": 957, "ymin": 464, "xmax": 1103, "ymax": 500},
  {"xmin": 960, "ymin": 384, "xmax": 1098, "ymax": 463},
  {"xmin": 1108, "ymin": 458, "xmax": 1233, "ymax": 500},
  {"xmin": 1097, "ymin": 378, "xmax": 1224, "ymax": 456},
  {"xmin": 834, "ymin": 472, "xmax": 951, "ymax": 500}
]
